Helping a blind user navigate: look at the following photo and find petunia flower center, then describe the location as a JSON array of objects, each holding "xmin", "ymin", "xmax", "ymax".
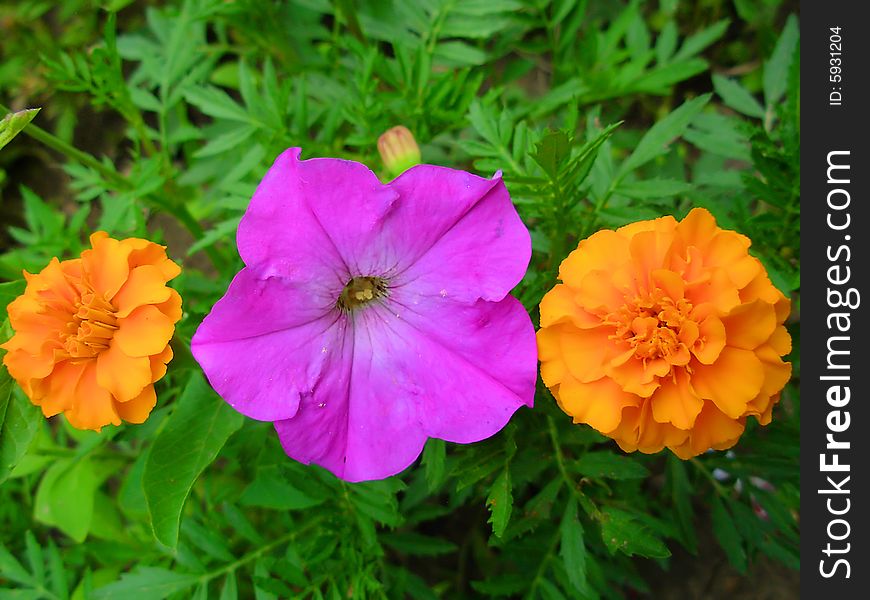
[
  {"xmin": 607, "ymin": 291, "xmax": 695, "ymax": 366},
  {"xmin": 63, "ymin": 289, "xmax": 118, "ymax": 359},
  {"xmin": 337, "ymin": 276, "xmax": 388, "ymax": 311}
]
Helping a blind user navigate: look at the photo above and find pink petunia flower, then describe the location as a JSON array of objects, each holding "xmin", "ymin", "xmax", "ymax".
[{"xmin": 191, "ymin": 148, "xmax": 536, "ymax": 482}]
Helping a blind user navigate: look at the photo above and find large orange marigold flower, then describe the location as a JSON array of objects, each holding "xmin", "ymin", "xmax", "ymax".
[
  {"xmin": 537, "ymin": 208, "xmax": 791, "ymax": 458},
  {"xmin": 1, "ymin": 232, "xmax": 181, "ymax": 431}
]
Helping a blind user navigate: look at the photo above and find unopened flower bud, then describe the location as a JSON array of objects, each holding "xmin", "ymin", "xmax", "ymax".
[{"xmin": 378, "ymin": 126, "xmax": 421, "ymax": 177}]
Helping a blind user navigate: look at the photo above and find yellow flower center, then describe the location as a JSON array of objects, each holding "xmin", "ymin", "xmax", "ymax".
[
  {"xmin": 606, "ymin": 290, "xmax": 695, "ymax": 366},
  {"xmin": 337, "ymin": 276, "xmax": 388, "ymax": 311},
  {"xmin": 63, "ymin": 290, "xmax": 118, "ymax": 358}
]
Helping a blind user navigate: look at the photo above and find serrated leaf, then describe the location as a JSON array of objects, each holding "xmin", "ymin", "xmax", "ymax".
[
  {"xmin": 92, "ymin": 567, "xmax": 200, "ymax": 599},
  {"xmin": 240, "ymin": 466, "xmax": 324, "ymax": 510},
  {"xmin": 0, "ymin": 383, "xmax": 42, "ymax": 485},
  {"xmin": 712, "ymin": 74, "xmax": 765, "ymax": 119},
  {"xmin": 619, "ymin": 94, "xmax": 711, "ymax": 176},
  {"xmin": 763, "ymin": 15, "xmax": 799, "ymax": 107},
  {"xmin": 599, "ymin": 507, "xmax": 670, "ymax": 558},
  {"xmin": 711, "ymin": 494, "xmax": 747, "ymax": 573},
  {"xmin": 486, "ymin": 467, "xmax": 512, "ymax": 538},
  {"xmin": 615, "ymin": 178, "xmax": 692, "ymax": 199},
  {"xmin": 666, "ymin": 455, "xmax": 697, "ymax": 553},
  {"xmin": 143, "ymin": 373, "xmax": 243, "ymax": 547},
  {"xmin": 0, "ymin": 108, "xmax": 40, "ymax": 151},
  {"xmin": 532, "ymin": 130, "xmax": 571, "ymax": 181},
  {"xmin": 219, "ymin": 571, "xmax": 238, "ymax": 600},
  {"xmin": 560, "ymin": 499, "xmax": 587, "ymax": 593},
  {"xmin": 422, "ymin": 438, "xmax": 446, "ymax": 492}
]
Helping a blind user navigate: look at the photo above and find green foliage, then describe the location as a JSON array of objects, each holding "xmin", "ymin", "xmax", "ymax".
[
  {"xmin": 0, "ymin": 108, "xmax": 40, "ymax": 151},
  {"xmin": 0, "ymin": 1, "xmax": 800, "ymax": 598}
]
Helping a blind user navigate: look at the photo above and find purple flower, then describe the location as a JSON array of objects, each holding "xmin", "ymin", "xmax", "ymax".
[{"xmin": 191, "ymin": 148, "xmax": 536, "ymax": 482}]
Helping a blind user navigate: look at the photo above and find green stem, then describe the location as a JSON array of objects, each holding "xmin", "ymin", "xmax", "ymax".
[
  {"xmin": 546, "ymin": 415, "xmax": 600, "ymax": 519},
  {"xmin": 690, "ymin": 457, "xmax": 728, "ymax": 496},
  {"xmin": 199, "ymin": 519, "xmax": 319, "ymax": 585},
  {"xmin": 2, "ymin": 103, "xmax": 224, "ymax": 270},
  {"xmin": 523, "ymin": 527, "xmax": 560, "ymax": 600}
]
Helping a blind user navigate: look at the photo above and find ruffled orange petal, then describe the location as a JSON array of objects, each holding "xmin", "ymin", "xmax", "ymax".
[
  {"xmin": 114, "ymin": 385, "xmax": 157, "ymax": 423},
  {"xmin": 722, "ymin": 299, "xmax": 777, "ymax": 350},
  {"xmin": 559, "ymin": 229, "xmax": 631, "ymax": 289},
  {"xmin": 66, "ymin": 363, "xmax": 120, "ymax": 431},
  {"xmin": 112, "ymin": 265, "xmax": 173, "ymax": 318},
  {"xmin": 96, "ymin": 340, "xmax": 152, "ymax": 402},
  {"xmin": 651, "ymin": 370, "xmax": 703, "ymax": 430},
  {"xmin": 691, "ymin": 347, "xmax": 764, "ymax": 418},
  {"xmin": 114, "ymin": 305, "xmax": 175, "ymax": 358},
  {"xmin": 669, "ymin": 401, "xmax": 745, "ymax": 459},
  {"xmin": 539, "ymin": 284, "xmax": 602, "ymax": 329},
  {"xmin": 556, "ymin": 376, "xmax": 639, "ymax": 434},
  {"xmin": 83, "ymin": 233, "xmax": 133, "ymax": 298}
]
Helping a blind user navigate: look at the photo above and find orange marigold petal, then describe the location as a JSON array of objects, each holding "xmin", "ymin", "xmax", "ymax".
[
  {"xmin": 112, "ymin": 265, "xmax": 173, "ymax": 318},
  {"xmin": 612, "ymin": 402, "xmax": 689, "ymax": 454},
  {"xmin": 691, "ymin": 347, "xmax": 765, "ymax": 418},
  {"xmin": 155, "ymin": 288, "xmax": 183, "ymax": 323},
  {"xmin": 767, "ymin": 325, "xmax": 792, "ymax": 356},
  {"xmin": 651, "ymin": 370, "xmax": 703, "ymax": 430},
  {"xmin": 83, "ymin": 233, "xmax": 133, "ymax": 298},
  {"xmin": 629, "ymin": 230, "xmax": 674, "ymax": 289},
  {"xmin": 37, "ymin": 360, "xmax": 86, "ymax": 417},
  {"xmin": 66, "ymin": 363, "xmax": 120, "ymax": 431},
  {"xmin": 150, "ymin": 345, "xmax": 174, "ymax": 383},
  {"xmin": 557, "ymin": 376, "xmax": 639, "ymax": 434},
  {"xmin": 559, "ymin": 229, "xmax": 631, "ymax": 289},
  {"xmin": 691, "ymin": 315, "xmax": 726, "ymax": 364},
  {"xmin": 114, "ymin": 305, "xmax": 176, "ymax": 358},
  {"xmin": 576, "ymin": 271, "xmax": 626, "ymax": 313},
  {"xmin": 721, "ymin": 299, "xmax": 777, "ymax": 350},
  {"xmin": 669, "ymin": 401, "xmax": 745, "ymax": 459},
  {"xmin": 114, "ymin": 385, "xmax": 157, "ymax": 423},
  {"xmin": 539, "ymin": 284, "xmax": 601, "ymax": 329},
  {"xmin": 559, "ymin": 325, "xmax": 617, "ymax": 384},
  {"xmin": 673, "ymin": 207, "xmax": 717, "ymax": 251},
  {"xmin": 96, "ymin": 340, "xmax": 153, "ymax": 403}
]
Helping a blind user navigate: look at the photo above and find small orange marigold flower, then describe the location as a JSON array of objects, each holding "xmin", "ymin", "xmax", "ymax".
[
  {"xmin": 1, "ymin": 232, "xmax": 182, "ymax": 431},
  {"xmin": 537, "ymin": 208, "xmax": 791, "ymax": 458}
]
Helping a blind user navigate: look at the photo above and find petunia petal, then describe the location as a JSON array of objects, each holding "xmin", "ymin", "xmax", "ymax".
[
  {"xmin": 275, "ymin": 293, "xmax": 536, "ymax": 482},
  {"xmin": 191, "ymin": 268, "xmax": 344, "ymax": 421},
  {"xmin": 387, "ymin": 169, "xmax": 530, "ymax": 302},
  {"xmin": 237, "ymin": 147, "xmax": 394, "ymax": 283}
]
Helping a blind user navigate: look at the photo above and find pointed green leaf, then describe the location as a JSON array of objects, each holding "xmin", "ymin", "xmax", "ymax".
[
  {"xmin": 619, "ymin": 94, "xmax": 711, "ymax": 176},
  {"xmin": 560, "ymin": 499, "xmax": 587, "ymax": 593},
  {"xmin": 0, "ymin": 108, "xmax": 40, "ymax": 151},
  {"xmin": 713, "ymin": 75, "xmax": 766, "ymax": 118},
  {"xmin": 486, "ymin": 467, "xmax": 512, "ymax": 538},
  {"xmin": 763, "ymin": 15, "xmax": 799, "ymax": 107},
  {"xmin": 143, "ymin": 373, "xmax": 243, "ymax": 547}
]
